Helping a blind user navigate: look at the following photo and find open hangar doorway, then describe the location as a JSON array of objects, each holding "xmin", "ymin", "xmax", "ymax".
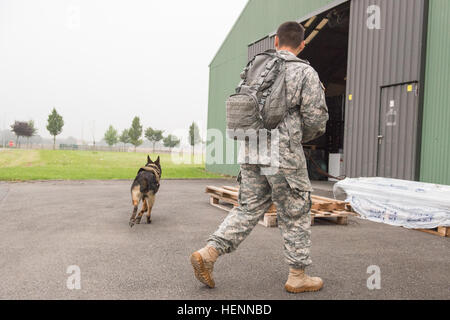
[
  {"xmin": 297, "ymin": 1, "xmax": 350, "ymax": 181},
  {"xmin": 247, "ymin": 0, "xmax": 426, "ymax": 181},
  {"xmin": 247, "ymin": 1, "xmax": 351, "ymax": 181}
]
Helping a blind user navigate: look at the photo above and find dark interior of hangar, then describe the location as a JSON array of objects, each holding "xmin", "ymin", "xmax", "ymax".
[{"xmin": 297, "ymin": 2, "xmax": 350, "ymax": 180}]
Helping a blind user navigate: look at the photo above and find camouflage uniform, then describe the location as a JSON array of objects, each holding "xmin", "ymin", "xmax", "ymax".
[{"xmin": 208, "ymin": 50, "xmax": 328, "ymax": 269}]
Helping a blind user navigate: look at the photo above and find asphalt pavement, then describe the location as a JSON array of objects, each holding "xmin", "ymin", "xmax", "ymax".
[{"xmin": 0, "ymin": 179, "xmax": 448, "ymax": 299}]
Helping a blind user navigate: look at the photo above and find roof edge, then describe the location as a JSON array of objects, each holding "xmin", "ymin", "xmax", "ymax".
[{"xmin": 208, "ymin": 0, "xmax": 252, "ymax": 67}]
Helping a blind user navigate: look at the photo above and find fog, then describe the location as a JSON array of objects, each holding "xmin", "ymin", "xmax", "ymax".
[{"xmin": 0, "ymin": 0, "xmax": 248, "ymax": 143}]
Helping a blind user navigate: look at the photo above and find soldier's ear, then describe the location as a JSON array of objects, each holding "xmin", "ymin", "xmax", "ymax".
[
  {"xmin": 298, "ymin": 40, "xmax": 306, "ymax": 53},
  {"xmin": 274, "ymin": 36, "xmax": 279, "ymax": 49}
]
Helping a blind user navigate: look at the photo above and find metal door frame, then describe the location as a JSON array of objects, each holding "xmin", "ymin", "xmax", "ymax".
[{"xmin": 376, "ymin": 81, "xmax": 420, "ymax": 179}]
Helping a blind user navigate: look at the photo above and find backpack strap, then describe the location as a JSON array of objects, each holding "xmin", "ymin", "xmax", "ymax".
[
  {"xmin": 138, "ymin": 164, "xmax": 161, "ymax": 184},
  {"xmin": 238, "ymin": 50, "xmax": 279, "ymax": 91},
  {"xmin": 251, "ymin": 53, "xmax": 284, "ymax": 111},
  {"xmin": 236, "ymin": 55, "xmax": 259, "ymax": 92},
  {"xmin": 258, "ymin": 59, "xmax": 285, "ymax": 111}
]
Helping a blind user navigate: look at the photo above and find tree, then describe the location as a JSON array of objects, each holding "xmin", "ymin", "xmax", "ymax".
[
  {"xmin": 104, "ymin": 125, "xmax": 118, "ymax": 148},
  {"xmin": 119, "ymin": 129, "xmax": 130, "ymax": 151},
  {"xmin": 10, "ymin": 121, "xmax": 34, "ymax": 147},
  {"xmin": 46, "ymin": 108, "xmax": 64, "ymax": 150},
  {"xmin": 26, "ymin": 120, "xmax": 38, "ymax": 148},
  {"xmin": 163, "ymin": 134, "xmax": 180, "ymax": 151},
  {"xmin": 128, "ymin": 116, "xmax": 143, "ymax": 152},
  {"xmin": 145, "ymin": 127, "xmax": 164, "ymax": 152},
  {"xmin": 188, "ymin": 121, "xmax": 202, "ymax": 158}
]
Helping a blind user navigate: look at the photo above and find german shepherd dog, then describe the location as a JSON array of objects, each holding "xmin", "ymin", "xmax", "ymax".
[{"xmin": 129, "ymin": 155, "xmax": 162, "ymax": 227}]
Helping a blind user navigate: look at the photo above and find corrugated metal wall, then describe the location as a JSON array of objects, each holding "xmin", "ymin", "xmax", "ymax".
[
  {"xmin": 248, "ymin": 35, "xmax": 275, "ymax": 61},
  {"xmin": 207, "ymin": 0, "xmax": 345, "ymax": 176},
  {"xmin": 344, "ymin": 0, "xmax": 426, "ymax": 179},
  {"xmin": 420, "ymin": 0, "xmax": 450, "ymax": 185}
]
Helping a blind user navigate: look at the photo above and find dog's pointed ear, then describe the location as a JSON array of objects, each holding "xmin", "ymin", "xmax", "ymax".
[
  {"xmin": 147, "ymin": 155, "xmax": 151, "ymax": 163},
  {"xmin": 155, "ymin": 156, "xmax": 160, "ymax": 165}
]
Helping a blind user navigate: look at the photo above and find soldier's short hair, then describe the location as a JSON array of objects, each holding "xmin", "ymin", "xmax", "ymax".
[{"xmin": 276, "ymin": 22, "xmax": 305, "ymax": 48}]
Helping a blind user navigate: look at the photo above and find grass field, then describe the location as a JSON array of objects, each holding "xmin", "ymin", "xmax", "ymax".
[{"xmin": 0, "ymin": 149, "xmax": 224, "ymax": 181}]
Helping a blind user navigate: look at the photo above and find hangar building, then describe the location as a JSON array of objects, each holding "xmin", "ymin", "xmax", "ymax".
[{"xmin": 206, "ymin": 0, "xmax": 450, "ymax": 185}]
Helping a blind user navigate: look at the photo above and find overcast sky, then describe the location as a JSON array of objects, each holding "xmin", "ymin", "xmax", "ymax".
[{"xmin": 0, "ymin": 0, "xmax": 248, "ymax": 143}]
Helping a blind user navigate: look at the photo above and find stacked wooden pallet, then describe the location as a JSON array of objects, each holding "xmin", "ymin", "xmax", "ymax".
[
  {"xmin": 205, "ymin": 185, "xmax": 357, "ymax": 227},
  {"xmin": 416, "ymin": 226, "xmax": 450, "ymax": 237},
  {"xmin": 309, "ymin": 195, "xmax": 355, "ymax": 225}
]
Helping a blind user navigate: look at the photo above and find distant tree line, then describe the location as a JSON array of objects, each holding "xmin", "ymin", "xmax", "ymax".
[
  {"xmin": 103, "ymin": 116, "xmax": 183, "ymax": 152},
  {"xmin": 9, "ymin": 109, "xmax": 202, "ymax": 154}
]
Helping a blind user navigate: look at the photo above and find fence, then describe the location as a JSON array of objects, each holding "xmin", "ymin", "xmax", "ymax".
[{"xmin": 1, "ymin": 143, "xmax": 206, "ymax": 156}]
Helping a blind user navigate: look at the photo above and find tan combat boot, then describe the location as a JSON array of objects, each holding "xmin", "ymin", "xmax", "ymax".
[
  {"xmin": 190, "ymin": 246, "xmax": 219, "ymax": 288},
  {"xmin": 284, "ymin": 268, "xmax": 324, "ymax": 293}
]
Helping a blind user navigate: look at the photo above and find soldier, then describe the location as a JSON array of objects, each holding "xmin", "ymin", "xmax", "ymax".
[{"xmin": 191, "ymin": 22, "xmax": 329, "ymax": 293}]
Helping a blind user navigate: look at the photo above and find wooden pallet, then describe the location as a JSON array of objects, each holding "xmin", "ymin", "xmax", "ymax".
[
  {"xmin": 415, "ymin": 226, "xmax": 450, "ymax": 237},
  {"xmin": 206, "ymin": 186, "xmax": 238, "ymax": 208},
  {"xmin": 311, "ymin": 209, "xmax": 351, "ymax": 225},
  {"xmin": 206, "ymin": 186, "xmax": 449, "ymax": 236},
  {"xmin": 206, "ymin": 185, "xmax": 356, "ymax": 227}
]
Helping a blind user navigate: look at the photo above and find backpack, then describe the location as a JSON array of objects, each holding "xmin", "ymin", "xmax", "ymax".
[{"xmin": 226, "ymin": 49, "xmax": 308, "ymax": 140}]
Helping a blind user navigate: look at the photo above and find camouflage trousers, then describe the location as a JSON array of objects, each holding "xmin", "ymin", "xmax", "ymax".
[{"xmin": 207, "ymin": 164, "xmax": 312, "ymax": 269}]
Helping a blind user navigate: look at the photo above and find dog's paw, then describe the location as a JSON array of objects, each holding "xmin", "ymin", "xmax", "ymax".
[
  {"xmin": 129, "ymin": 220, "xmax": 135, "ymax": 228},
  {"xmin": 147, "ymin": 218, "xmax": 152, "ymax": 224}
]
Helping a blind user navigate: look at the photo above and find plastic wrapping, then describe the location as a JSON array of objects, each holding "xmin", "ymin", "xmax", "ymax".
[{"xmin": 333, "ymin": 177, "xmax": 450, "ymax": 229}]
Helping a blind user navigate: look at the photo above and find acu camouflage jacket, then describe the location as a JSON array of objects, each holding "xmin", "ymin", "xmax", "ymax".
[{"xmin": 238, "ymin": 50, "xmax": 329, "ymax": 191}]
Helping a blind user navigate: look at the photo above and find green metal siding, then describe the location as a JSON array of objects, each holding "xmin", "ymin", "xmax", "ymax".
[
  {"xmin": 206, "ymin": 0, "xmax": 342, "ymax": 175},
  {"xmin": 420, "ymin": 0, "xmax": 450, "ymax": 185}
]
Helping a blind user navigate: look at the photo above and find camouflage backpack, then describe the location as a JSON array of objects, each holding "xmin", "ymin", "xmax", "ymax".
[{"xmin": 226, "ymin": 49, "xmax": 308, "ymax": 140}]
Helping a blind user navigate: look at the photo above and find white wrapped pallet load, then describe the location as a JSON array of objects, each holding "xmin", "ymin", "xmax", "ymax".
[{"xmin": 333, "ymin": 177, "xmax": 450, "ymax": 229}]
